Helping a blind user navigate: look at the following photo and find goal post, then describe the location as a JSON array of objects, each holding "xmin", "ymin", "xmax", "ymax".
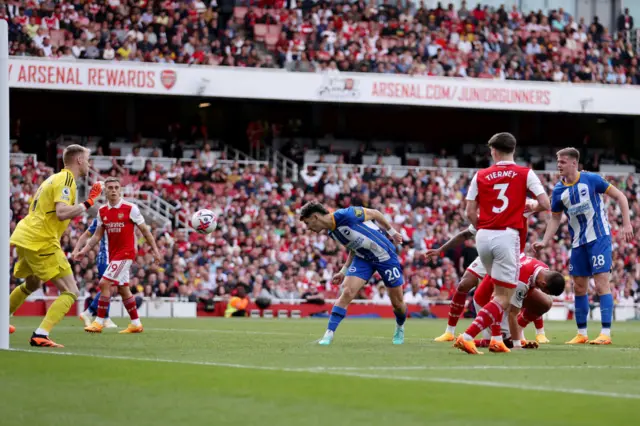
[{"xmin": 0, "ymin": 19, "xmax": 10, "ymax": 350}]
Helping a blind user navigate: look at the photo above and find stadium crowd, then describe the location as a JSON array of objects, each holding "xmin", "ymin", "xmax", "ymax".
[
  {"xmin": 3, "ymin": 0, "xmax": 640, "ymax": 84},
  {"xmin": 9, "ymin": 149, "xmax": 640, "ymax": 310}
]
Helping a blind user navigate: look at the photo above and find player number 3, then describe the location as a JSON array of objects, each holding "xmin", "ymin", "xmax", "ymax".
[
  {"xmin": 592, "ymin": 255, "xmax": 606, "ymax": 268},
  {"xmin": 492, "ymin": 183, "xmax": 510, "ymax": 214},
  {"xmin": 385, "ymin": 267, "xmax": 401, "ymax": 281}
]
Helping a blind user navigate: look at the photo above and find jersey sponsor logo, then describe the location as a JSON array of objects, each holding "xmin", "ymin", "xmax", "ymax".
[{"xmin": 567, "ymin": 201, "xmax": 591, "ymax": 216}]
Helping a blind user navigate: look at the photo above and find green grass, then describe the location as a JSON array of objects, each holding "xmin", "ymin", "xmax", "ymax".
[{"xmin": 2, "ymin": 317, "xmax": 640, "ymax": 426}]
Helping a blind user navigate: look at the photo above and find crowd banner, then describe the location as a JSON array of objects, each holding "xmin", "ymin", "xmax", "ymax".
[{"xmin": 8, "ymin": 57, "xmax": 640, "ymax": 115}]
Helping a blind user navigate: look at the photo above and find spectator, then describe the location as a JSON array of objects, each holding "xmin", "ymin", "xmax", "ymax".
[
  {"xmin": 372, "ymin": 282, "xmax": 391, "ymax": 305},
  {"xmin": 618, "ymin": 8, "xmax": 634, "ymax": 32}
]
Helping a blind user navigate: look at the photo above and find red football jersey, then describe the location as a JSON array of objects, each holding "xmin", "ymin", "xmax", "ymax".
[
  {"xmin": 518, "ymin": 256, "xmax": 548, "ymax": 290},
  {"xmin": 467, "ymin": 162, "xmax": 544, "ymax": 231},
  {"xmin": 97, "ymin": 200, "xmax": 145, "ymax": 261}
]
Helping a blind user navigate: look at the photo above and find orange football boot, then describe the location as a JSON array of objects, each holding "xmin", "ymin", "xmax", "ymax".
[
  {"xmin": 566, "ymin": 334, "xmax": 589, "ymax": 344},
  {"xmin": 454, "ymin": 335, "xmax": 484, "ymax": 355},
  {"xmin": 29, "ymin": 334, "xmax": 64, "ymax": 348},
  {"xmin": 489, "ymin": 339, "xmax": 511, "ymax": 353},
  {"xmin": 589, "ymin": 334, "xmax": 612, "ymax": 345},
  {"xmin": 119, "ymin": 324, "xmax": 143, "ymax": 334},
  {"xmin": 85, "ymin": 321, "xmax": 104, "ymax": 333}
]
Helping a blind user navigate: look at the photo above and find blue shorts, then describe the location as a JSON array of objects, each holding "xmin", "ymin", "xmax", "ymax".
[
  {"xmin": 569, "ymin": 237, "xmax": 612, "ymax": 277},
  {"xmin": 346, "ymin": 256, "xmax": 404, "ymax": 288},
  {"xmin": 97, "ymin": 262, "xmax": 108, "ymax": 279}
]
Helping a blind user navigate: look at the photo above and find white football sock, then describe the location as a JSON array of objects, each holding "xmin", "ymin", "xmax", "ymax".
[
  {"xmin": 34, "ymin": 328, "xmax": 49, "ymax": 336},
  {"xmin": 445, "ymin": 325, "xmax": 456, "ymax": 335}
]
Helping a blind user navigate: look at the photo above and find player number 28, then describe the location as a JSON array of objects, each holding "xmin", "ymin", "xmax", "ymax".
[
  {"xmin": 592, "ymin": 255, "xmax": 606, "ymax": 268},
  {"xmin": 385, "ymin": 267, "xmax": 401, "ymax": 281},
  {"xmin": 492, "ymin": 183, "xmax": 510, "ymax": 214}
]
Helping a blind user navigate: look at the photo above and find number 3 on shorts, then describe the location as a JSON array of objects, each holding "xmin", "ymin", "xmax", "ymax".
[
  {"xmin": 492, "ymin": 183, "xmax": 509, "ymax": 214},
  {"xmin": 385, "ymin": 267, "xmax": 401, "ymax": 281}
]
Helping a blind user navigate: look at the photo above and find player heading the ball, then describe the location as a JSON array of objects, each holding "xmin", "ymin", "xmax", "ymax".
[{"xmin": 299, "ymin": 202, "xmax": 407, "ymax": 346}]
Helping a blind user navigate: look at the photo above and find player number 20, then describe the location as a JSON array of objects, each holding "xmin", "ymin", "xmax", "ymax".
[
  {"xmin": 385, "ymin": 267, "xmax": 401, "ymax": 281},
  {"xmin": 592, "ymin": 255, "xmax": 606, "ymax": 268},
  {"xmin": 492, "ymin": 183, "xmax": 510, "ymax": 214}
]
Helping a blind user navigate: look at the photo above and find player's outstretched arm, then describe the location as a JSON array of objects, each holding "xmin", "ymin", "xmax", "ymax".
[
  {"xmin": 72, "ymin": 230, "xmax": 93, "ymax": 258},
  {"xmin": 363, "ymin": 208, "xmax": 402, "ymax": 244},
  {"xmin": 332, "ymin": 251, "xmax": 355, "ymax": 285},
  {"xmin": 533, "ymin": 213, "xmax": 562, "ymax": 252},
  {"xmin": 75, "ymin": 226, "xmax": 104, "ymax": 260},
  {"xmin": 137, "ymin": 223, "xmax": 163, "ymax": 263},
  {"xmin": 605, "ymin": 185, "xmax": 634, "ymax": 242},
  {"xmin": 55, "ymin": 181, "xmax": 104, "ymax": 221},
  {"xmin": 425, "ymin": 229, "xmax": 474, "ymax": 258},
  {"xmin": 508, "ymin": 306, "xmax": 523, "ymax": 349}
]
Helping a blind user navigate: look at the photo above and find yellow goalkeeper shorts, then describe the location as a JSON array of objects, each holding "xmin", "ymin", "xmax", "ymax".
[{"xmin": 13, "ymin": 246, "xmax": 73, "ymax": 282}]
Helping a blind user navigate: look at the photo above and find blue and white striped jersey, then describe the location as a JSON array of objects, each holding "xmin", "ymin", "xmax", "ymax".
[
  {"xmin": 88, "ymin": 217, "xmax": 109, "ymax": 266},
  {"xmin": 551, "ymin": 172, "xmax": 611, "ymax": 248},
  {"xmin": 328, "ymin": 206, "xmax": 397, "ymax": 263}
]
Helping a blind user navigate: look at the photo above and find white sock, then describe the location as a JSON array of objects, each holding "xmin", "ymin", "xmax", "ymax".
[
  {"xmin": 578, "ymin": 328, "xmax": 587, "ymax": 336},
  {"xmin": 601, "ymin": 328, "xmax": 611, "ymax": 337},
  {"xmin": 513, "ymin": 339, "xmax": 522, "ymax": 348},
  {"xmin": 462, "ymin": 333, "xmax": 473, "ymax": 341},
  {"xmin": 34, "ymin": 328, "xmax": 49, "ymax": 336},
  {"xmin": 82, "ymin": 309, "xmax": 92, "ymax": 316},
  {"xmin": 536, "ymin": 328, "xmax": 545, "ymax": 335},
  {"xmin": 131, "ymin": 319, "xmax": 142, "ymax": 327},
  {"xmin": 492, "ymin": 335, "xmax": 503, "ymax": 342},
  {"xmin": 95, "ymin": 317, "xmax": 105, "ymax": 325},
  {"xmin": 396, "ymin": 324, "xmax": 404, "ymax": 330},
  {"xmin": 446, "ymin": 325, "xmax": 456, "ymax": 335}
]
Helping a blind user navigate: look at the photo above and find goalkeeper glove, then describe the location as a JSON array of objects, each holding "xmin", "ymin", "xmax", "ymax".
[{"xmin": 82, "ymin": 181, "xmax": 103, "ymax": 210}]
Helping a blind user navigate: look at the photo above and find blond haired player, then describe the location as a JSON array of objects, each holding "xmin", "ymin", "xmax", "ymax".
[
  {"xmin": 9, "ymin": 145, "xmax": 103, "ymax": 347},
  {"xmin": 75, "ymin": 177, "xmax": 162, "ymax": 334}
]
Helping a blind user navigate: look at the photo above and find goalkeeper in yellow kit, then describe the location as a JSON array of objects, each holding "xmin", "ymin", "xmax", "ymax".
[{"xmin": 9, "ymin": 145, "xmax": 103, "ymax": 347}]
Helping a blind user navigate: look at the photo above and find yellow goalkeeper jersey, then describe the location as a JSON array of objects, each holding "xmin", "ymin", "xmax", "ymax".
[{"xmin": 10, "ymin": 169, "xmax": 77, "ymax": 252}]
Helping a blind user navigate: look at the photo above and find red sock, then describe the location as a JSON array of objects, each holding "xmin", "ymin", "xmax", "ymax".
[
  {"xmin": 97, "ymin": 296, "xmax": 110, "ymax": 319},
  {"xmin": 123, "ymin": 296, "xmax": 139, "ymax": 320},
  {"xmin": 464, "ymin": 300, "xmax": 503, "ymax": 339},
  {"xmin": 534, "ymin": 316, "xmax": 544, "ymax": 330},
  {"xmin": 447, "ymin": 290, "xmax": 468, "ymax": 327},
  {"xmin": 491, "ymin": 323, "xmax": 502, "ymax": 338},
  {"xmin": 474, "ymin": 339, "xmax": 491, "ymax": 348}
]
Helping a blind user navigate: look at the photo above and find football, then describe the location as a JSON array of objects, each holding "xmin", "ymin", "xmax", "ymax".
[{"xmin": 190, "ymin": 209, "xmax": 217, "ymax": 234}]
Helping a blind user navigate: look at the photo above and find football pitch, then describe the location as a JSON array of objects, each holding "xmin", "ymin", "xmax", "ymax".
[{"xmin": 2, "ymin": 317, "xmax": 640, "ymax": 426}]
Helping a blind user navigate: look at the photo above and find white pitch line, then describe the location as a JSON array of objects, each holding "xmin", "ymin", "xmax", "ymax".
[
  {"xmin": 322, "ymin": 365, "xmax": 640, "ymax": 371},
  {"xmin": 7, "ymin": 349, "xmax": 640, "ymax": 400}
]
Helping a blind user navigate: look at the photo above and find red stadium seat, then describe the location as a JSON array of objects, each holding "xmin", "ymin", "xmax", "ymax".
[
  {"xmin": 234, "ymin": 6, "xmax": 248, "ymax": 22},
  {"xmin": 254, "ymin": 24, "xmax": 268, "ymax": 42},
  {"xmin": 265, "ymin": 33, "xmax": 279, "ymax": 50},
  {"xmin": 267, "ymin": 24, "xmax": 281, "ymax": 35}
]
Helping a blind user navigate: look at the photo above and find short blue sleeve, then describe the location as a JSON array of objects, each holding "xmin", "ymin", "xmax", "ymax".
[
  {"xmin": 332, "ymin": 208, "xmax": 354, "ymax": 228},
  {"xmin": 588, "ymin": 173, "xmax": 611, "ymax": 194},
  {"xmin": 551, "ymin": 187, "xmax": 565, "ymax": 213},
  {"xmin": 88, "ymin": 218, "xmax": 98, "ymax": 235}
]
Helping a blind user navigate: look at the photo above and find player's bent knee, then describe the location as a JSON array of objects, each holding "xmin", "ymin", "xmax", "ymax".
[
  {"xmin": 25, "ymin": 275, "xmax": 41, "ymax": 292},
  {"xmin": 458, "ymin": 272, "xmax": 479, "ymax": 292},
  {"xmin": 119, "ymin": 286, "xmax": 133, "ymax": 298}
]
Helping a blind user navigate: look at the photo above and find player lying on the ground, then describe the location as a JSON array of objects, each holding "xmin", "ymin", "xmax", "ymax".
[
  {"xmin": 299, "ymin": 202, "xmax": 407, "ymax": 346},
  {"xmin": 73, "ymin": 218, "xmax": 118, "ymax": 329},
  {"xmin": 471, "ymin": 257, "xmax": 564, "ymax": 352},
  {"xmin": 427, "ymin": 200, "xmax": 546, "ymax": 344},
  {"xmin": 74, "ymin": 177, "xmax": 163, "ymax": 334},
  {"xmin": 534, "ymin": 147, "xmax": 634, "ymax": 345},
  {"xmin": 455, "ymin": 256, "xmax": 564, "ymax": 354},
  {"xmin": 9, "ymin": 145, "xmax": 102, "ymax": 347}
]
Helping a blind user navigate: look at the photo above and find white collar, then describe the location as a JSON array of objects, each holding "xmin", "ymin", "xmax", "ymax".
[
  {"xmin": 496, "ymin": 161, "xmax": 516, "ymax": 165},
  {"xmin": 107, "ymin": 199, "xmax": 124, "ymax": 209}
]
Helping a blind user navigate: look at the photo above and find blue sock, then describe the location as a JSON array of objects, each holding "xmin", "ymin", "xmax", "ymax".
[
  {"xmin": 327, "ymin": 306, "xmax": 347, "ymax": 332},
  {"xmin": 394, "ymin": 308, "xmax": 406, "ymax": 327},
  {"xmin": 575, "ymin": 294, "xmax": 589, "ymax": 331},
  {"xmin": 88, "ymin": 291, "xmax": 110, "ymax": 318},
  {"xmin": 599, "ymin": 293, "xmax": 613, "ymax": 329},
  {"xmin": 88, "ymin": 291, "xmax": 100, "ymax": 315}
]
